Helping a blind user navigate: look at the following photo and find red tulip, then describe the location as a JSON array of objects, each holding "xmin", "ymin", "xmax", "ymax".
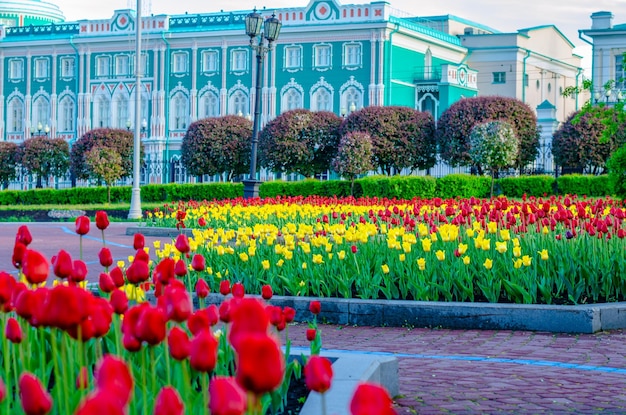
[
  {"xmin": 12, "ymin": 241, "xmax": 27, "ymax": 268},
  {"xmin": 133, "ymin": 233, "xmax": 145, "ymax": 250},
  {"xmin": 0, "ymin": 271, "xmax": 16, "ymax": 305},
  {"xmin": 349, "ymin": 382, "xmax": 395, "ymax": 415},
  {"xmin": 15, "ymin": 225, "xmax": 33, "ymax": 246},
  {"xmin": 209, "ymin": 376, "xmax": 247, "ymax": 415},
  {"xmin": 6, "ymin": 317, "xmax": 23, "ymax": 343},
  {"xmin": 187, "ymin": 305, "xmax": 219, "ymax": 335},
  {"xmin": 71, "ymin": 260, "xmax": 88, "ymax": 283},
  {"xmin": 153, "ymin": 258, "xmax": 175, "ymax": 284},
  {"xmin": 351, "ymin": 245, "xmax": 358, "ymax": 254},
  {"xmin": 232, "ymin": 282, "xmax": 245, "ymax": 298},
  {"xmin": 163, "ymin": 285, "xmax": 192, "ymax": 323},
  {"xmin": 89, "ymin": 297, "xmax": 113, "ymax": 338},
  {"xmin": 19, "ymin": 372, "xmax": 52, "ymax": 415},
  {"xmin": 134, "ymin": 306, "xmax": 167, "ymax": 345},
  {"xmin": 123, "ymin": 332, "xmax": 142, "ymax": 352},
  {"xmin": 95, "ymin": 355, "xmax": 134, "ymax": 407},
  {"xmin": 76, "ymin": 366, "xmax": 89, "ymax": 389},
  {"xmin": 110, "ymin": 290, "xmax": 129, "ymax": 314},
  {"xmin": 195, "ymin": 278, "xmax": 210, "ymax": 298},
  {"xmin": 45, "ymin": 284, "xmax": 88, "ymax": 330},
  {"xmin": 74, "ymin": 390, "xmax": 125, "ymax": 415},
  {"xmin": 198, "ymin": 217, "xmax": 207, "ymax": 227},
  {"xmin": 154, "ymin": 386, "xmax": 185, "ymax": 415},
  {"xmin": 99, "ymin": 273, "xmax": 116, "ymax": 293},
  {"xmin": 110, "ymin": 267, "xmax": 126, "ymax": 287},
  {"xmin": 168, "ymin": 326, "xmax": 191, "ymax": 361},
  {"xmin": 95, "ymin": 211, "xmax": 110, "ymax": 231},
  {"xmin": 98, "ymin": 247, "xmax": 113, "ymax": 268},
  {"xmin": 191, "ymin": 254, "xmax": 206, "ymax": 272},
  {"xmin": 309, "ymin": 300, "xmax": 321, "ymax": 315},
  {"xmin": 306, "ymin": 328, "xmax": 317, "ymax": 342},
  {"xmin": 174, "ymin": 234, "xmax": 190, "ymax": 254},
  {"xmin": 126, "ymin": 260, "xmax": 150, "ymax": 284},
  {"xmin": 219, "ymin": 280, "xmax": 231, "ymax": 296},
  {"xmin": 0, "ymin": 376, "xmax": 6, "ymax": 403},
  {"xmin": 75, "ymin": 215, "xmax": 91, "ymax": 236},
  {"xmin": 189, "ymin": 330, "xmax": 218, "ymax": 373},
  {"xmin": 22, "ymin": 249, "xmax": 49, "ymax": 285},
  {"xmin": 174, "ymin": 259, "xmax": 187, "ymax": 277},
  {"xmin": 229, "ymin": 298, "xmax": 269, "ymax": 351},
  {"xmin": 235, "ymin": 333, "xmax": 285, "ymax": 395},
  {"xmin": 52, "ymin": 250, "xmax": 73, "ymax": 279},
  {"xmin": 134, "ymin": 249, "xmax": 150, "ymax": 264},
  {"xmin": 305, "ymin": 355, "xmax": 333, "ymax": 393},
  {"xmin": 283, "ymin": 306, "xmax": 296, "ymax": 323},
  {"xmin": 261, "ymin": 284, "xmax": 273, "ymax": 300}
]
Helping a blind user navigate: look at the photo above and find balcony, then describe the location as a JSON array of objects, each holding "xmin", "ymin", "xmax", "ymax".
[{"xmin": 413, "ymin": 66, "xmax": 441, "ymax": 84}]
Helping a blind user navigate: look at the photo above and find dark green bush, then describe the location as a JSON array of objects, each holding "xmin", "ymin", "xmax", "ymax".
[
  {"xmin": 358, "ymin": 175, "xmax": 437, "ymax": 199},
  {"xmin": 496, "ymin": 175, "xmax": 555, "ymax": 198},
  {"xmin": 608, "ymin": 145, "xmax": 626, "ymax": 200},
  {"xmin": 556, "ymin": 174, "xmax": 611, "ymax": 197},
  {"xmin": 435, "ymin": 174, "xmax": 491, "ymax": 199}
]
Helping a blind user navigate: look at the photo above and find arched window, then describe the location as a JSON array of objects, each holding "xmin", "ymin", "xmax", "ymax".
[
  {"xmin": 58, "ymin": 96, "xmax": 75, "ymax": 132},
  {"xmin": 312, "ymin": 88, "xmax": 332, "ymax": 112},
  {"xmin": 199, "ymin": 92, "xmax": 220, "ymax": 118},
  {"xmin": 93, "ymin": 95, "xmax": 111, "ymax": 128},
  {"xmin": 230, "ymin": 90, "xmax": 248, "ymax": 116},
  {"xmin": 170, "ymin": 92, "xmax": 189, "ymax": 130},
  {"xmin": 424, "ymin": 48, "xmax": 433, "ymax": 80},
  {"xmin": 7, "ymin": 97, "xmax": 24, "ymax": 133},
  {"xmin": 282, "ymin": 88, "xmax": 303, "ymax": 111},
  {"xmin": 112, "ymin": 94, "xmax": 130, "ymax": 129},
  {"xmin": 342, "ymin": 87, "xmax": 361, "ymax": 113},
  {"xmin": 32, "ymin": 97, "xmax": 50, "ymax": 129}
]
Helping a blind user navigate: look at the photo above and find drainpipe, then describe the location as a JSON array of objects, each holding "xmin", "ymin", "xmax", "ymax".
[
  {"xmin": 69, "ymin": 35, "xmax": 80, "ymax": 141},
  {"xmin": 575, "ymin": 67, "xmax": 583, "ymax": 110},
  {"xmin": 385, "ymin": 23, "xmax": 400, "ymax": 105},
  {"xmin": 522, "ymin": 49, "xmax": 531, "ymax": 104},
  {"xmin": 161, "ymin": 31, "xmax": 171, "ymax": 183}
]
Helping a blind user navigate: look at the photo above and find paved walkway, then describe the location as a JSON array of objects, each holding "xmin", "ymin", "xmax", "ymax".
[{"xmin": 2, "ymin": 222, "xmax": 626, "ymax": 414}]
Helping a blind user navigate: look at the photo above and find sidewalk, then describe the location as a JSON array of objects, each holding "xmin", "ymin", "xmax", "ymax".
[{"xmin": 3, "ymin": 222, "xmax": 626, "ymax": 413}]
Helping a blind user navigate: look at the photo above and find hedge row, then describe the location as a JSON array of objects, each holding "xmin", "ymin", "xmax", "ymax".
[{"xmin": 0, "ymin": 175, "xmax": 613, "ymax": 206}]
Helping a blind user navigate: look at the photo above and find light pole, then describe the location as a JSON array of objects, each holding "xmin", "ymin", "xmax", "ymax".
[
  {"xmin": 30, "ymin": 122, "xmax": 50, "ymax": 137},
  {"xmin": 243, "ymin": 9, "xmax": 281, "ymax": 199},
  {"xmin": 128, "ymin": 0, "xmax": 143, "ymax": 219}
]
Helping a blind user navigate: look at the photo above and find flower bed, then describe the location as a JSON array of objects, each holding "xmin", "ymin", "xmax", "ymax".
[
  {"xmin": 145, "ymin": 195, "xmax": 626, "ymax": 305},
  {"xmin": 0, "ymin": 215, "xmax": 395, "ymax": 415}
]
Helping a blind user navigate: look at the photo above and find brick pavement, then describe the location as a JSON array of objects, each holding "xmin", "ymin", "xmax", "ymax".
[{"xmin": 2, "ymin": 222, "xmax": 626, "ymax": 414}]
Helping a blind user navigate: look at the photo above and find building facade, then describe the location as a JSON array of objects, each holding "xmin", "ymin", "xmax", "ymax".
[{"xmin": 0, "ymin": 0, "xmax": 584, "ymax": 185}]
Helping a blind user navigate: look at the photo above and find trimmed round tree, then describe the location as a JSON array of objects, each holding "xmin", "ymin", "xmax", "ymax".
[
  {"xmin": 86, "ymin": 145, "xmax": 125, "ymax": 203},
  {"xmin": 0, "ymin": 142, "xmax": 19, "ymax": 189},
  {"xmin": 332, "ymin": 131, "xmax": 374, "ymax": 195},
  {"xmin": 552, "ymin": 108, "xmax": 626, "ymax": 175},
  {"xmin": 259, "ymin": 109, "xmax": 341, "ymax": 178},
  {"xmin": 436, "ymin": 96, "xmax": 539, "ymax": 173},
  {"xmin": 340, "ymin": 106, "xmax": 436, "ymax": 175},
  {"xmin": 20, "ymin": 137, "xmax": 70, "ymax": 188},
  {"xmin": 71, "ymin": 128, "xmax": 137, "ymax": 182},
  {"xmin": 469, "ymin": 120, "xmax": 519, "ymax": 197},
  {"xmin": 181, "ymin": 115, "xmax": 252, "ymax": 181}
]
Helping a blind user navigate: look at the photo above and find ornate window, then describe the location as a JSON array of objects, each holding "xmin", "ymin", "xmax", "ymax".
[
  {"xmin": 9, "ymin": 59, "xmax": 23, "ymax": 81},
  {"xmin": 172, "ymin": 52, "xmax": 188, "ymax": 74},
  {"xmin": 96, "ymin": 56, "xmax": 111, "ymax": 77},
  {"xmin": 202, "ymin": 50, "xmax": 219, "ymax": 74},
  {"xmin": 34, "ymin": 58, "xmax": 49, "ymax": 79},
  {"xmin": 60, "ymin": 57, "xmax": 75, "ymax": 78},
  {"xmin": 170, "ymin": 91, "xmax": 189, "ymax": 130},
  {"xmin": 58, "ymin": 95, "xmax": 75, "ymax": 132},
  {"xmin": 313, "ymin": 44, "xmax": 332, "ymax": 69},
  {"xmin": 343, "ymin": 43, "xmax": 362, "ymax": 68},
  {"xmin": 231, "ymin": 49, "xmax": 248, "ymax": 73},
  {"xmin": 93, "ymin": 95, "xmax": 111, "ymax": 128},
  {"xmin": 112, "ymin": 94, "xmax": 130, "ymax": 129},
  {"xmin": 115, "ymin": 55, "xmax": 130, "ymax": 76},
  {"xmin": 7, "ymin": 97, "xmax": 24, "ymax": 133},
  {"xmin": 199, "ymin": 92, "xmax": 220, "ymax": 118},
  {"xmin": 284, "ymin": 46, "xmax": 302, "ymax": 71},
  {"xmin": 32, "ymin": 96, "xmax": 50, "ymax": 129}
]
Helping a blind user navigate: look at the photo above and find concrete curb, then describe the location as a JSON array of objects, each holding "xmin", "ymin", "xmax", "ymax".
[{"xmin": 292, "ymin": 347, "xmax": 398, "ymax": 415}]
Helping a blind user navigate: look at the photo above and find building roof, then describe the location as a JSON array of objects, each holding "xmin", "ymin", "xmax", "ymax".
[{"xmin": 0, "ymin": 0, "xmax": 64, "ymax": 26}]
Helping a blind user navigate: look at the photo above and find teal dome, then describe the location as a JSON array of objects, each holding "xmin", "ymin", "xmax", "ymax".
[{"xmin": 0, "ymin": 0, "xmax": 64, "ymax": 27}]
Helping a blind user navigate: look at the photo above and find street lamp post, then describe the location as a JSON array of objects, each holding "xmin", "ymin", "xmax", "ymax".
[
  {"xmin": 30, "ymin": 122, "xmax": 50, "ymax": 137},
  {"xmin": 128, "ymin": 0, "xmax": 143, "ymax": 219},
  {"xmin": 243, "ymin": 9, "xmax": 281, "ymax": 199}
]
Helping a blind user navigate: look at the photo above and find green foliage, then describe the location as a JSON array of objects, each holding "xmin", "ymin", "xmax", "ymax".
[
  {"xmin": 332, "ymin": 131, "xmax": 374, "ymax": 181},
  {"xmin": 20, "ymin": 137, "xmax": 70, "ymax": 186},
  {"xmin": 0, "ymin": 141, "xmax": 19, "ymax": 188},
  {"xmin": 608, "ymin": 145, "xmax": 626, "ymax": 199},
  {"xmin": 435, "ymin": 174, "xmax": 491, "ymax": 199},
  {"xmin": 181, "ymin": 115, "xmax": 252, "ymax": 180},
  {"xmin": 340, "ymin": 106, "xmax": 436, "ymax": 175},
  {"xmin": 556, "ymin": 174, "xmax": 611, "ymax": 197},
  {"xmin": 469, "ymin": 121, "xmax": 519, "ymax": 174},
  {"xmin": 358, "ymin": 175, "xmax": 437, "ymax": 199},
  {"xmin": 71, "ymin": 128, "xmax": 138, "ymax": 181},
  {"xmin": 86, "ymin": 146, "xmax": 125, "ymax": 203},
  {"xmin": 436, "ymin": 96, "xmax": 540, "ymax": 171},
  {"xmin": 497, "ymin": 175, "xmax": 555, "ymax": 198},
  {"xmin": 259, "ymin": 110, "xmax": 342, "ymax": 177},
  {"xmin": 552, "ymin": 109, "xmax": 625, "ymax": 175}
]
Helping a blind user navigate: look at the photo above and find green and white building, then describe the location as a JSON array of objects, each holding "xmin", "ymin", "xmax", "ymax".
[{"xmin": 0, "ymin": 0, "xmax": 584, "ymax": 185}]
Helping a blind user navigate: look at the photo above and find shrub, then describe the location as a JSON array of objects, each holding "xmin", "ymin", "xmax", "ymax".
[
  {"xmin": 71, "ymin": 128, "xmax": 138, "ymax": 181},
  {"xmin": 0, "ymin": 141, "xmax": 19, "ymax": 189},
  {"xmin": 608, "ymin": 145, "xmax": 626, "ymax": 199},
  {"xmin": 497, "ymin": 175, "xmax": 555, "ymax": 198},
  {"xmin": 20, "ymin": 137, "xmax": 70, "ymax": 188},
  {"xmin": 435, "ymin": 174, "xmax": 491, "ymax": 199},
  {"xmin": 358, "ymin": 175, "xmax": 437, "ymax": 199},
  {"xmin": 436, "ymin": 96, "xmax": 539, "ymax": 171}
]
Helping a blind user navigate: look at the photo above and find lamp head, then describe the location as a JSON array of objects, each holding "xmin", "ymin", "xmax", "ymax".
[
  {"xmin": 245, "ymin": 9, "xmax": 264, "ymax": 39},
  {"xmin": 264, "ymin": 12, "xmax": 282, "ymax": 43}
]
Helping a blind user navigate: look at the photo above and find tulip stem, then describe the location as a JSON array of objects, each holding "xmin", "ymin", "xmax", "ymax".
[
  {"xmin": 321, "ymin": 393, "xmax": 328, "ymax": 415},
  {"xmin": 163, "ymin": 339, "xmax": 171, "ymax": 386},
  {"xmin": 141, "ymin": 347, "xmax": 148, "ymax": 415},
  {"xmin": 150, "ymin": 346, "xmax": 157, "ymax": 408},
  {"xmin": 12, "ymin": 343, "xmax": 20, "ymax": 405},
  {"xmin": 50, "ymin": 330, "xmax": 65, "ymax": 414},
  {"xmin": 181, "ymin": 361, "xmax": 191, "ymax": 413},
  {"xmin": 38, "ymin": 327, "xmax": 46, "ymax": 380},
  {"xmin": 201, "ymin": 372, "xmax": 209, "ymax": 415}
]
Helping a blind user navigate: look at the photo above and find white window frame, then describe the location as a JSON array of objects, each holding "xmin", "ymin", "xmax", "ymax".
[
  {"xmin": 58, "ymin": 96, "xmax": 75, "ymax": 132},
  {"xmin": 312, "ymin": 88, "xmax": 332, "ymax": 112},
  {"xmin": 284, "ymin": 45, "xmax": 302, "ymax": 71},
  {"xmin": 170, "ymin": 92, "xmax": 189, "ymax": 130},
  {"xmin": 115, "ymin": 55, "xmax": 130, "ymax": 77},
  {"xmin": 93, "ymin": 95, "xmax": 111, "ymax": 128},
  {"xmin": 201, "ymin": 50, "xmax": 219, "ymax": 74},
  {"xmin": 9, "ymin": 59, "xmax": 23, "ymax": 81},
  {"xmin": 96, "ymin": 56, "xmax": 111, "ymax": 77},
  {"xmin": 343, "ymin": 43, "xmax": 362, "ymax": 68},
  {"xmin": 172, "ymin": 52, "xmax": 188, "ymax": 74},
  {"xmin": 34, "ymin": 58, "xmax": 48, "ymax": 79},
  {"xmin": 60, "ymin": 57, "xmax": 75, "ymax": 78},
  {"xmin": 200, "ymin": 92, "xmax": 220, "ymax": 118},
  {"xmin": 113, "ymin": 94, "xmax": 130, "ymax": 129},
  {"xmin": 231, "ymin": 49, "xmax": 248, "ymax": 73},
  {"xmin": 493, "ymin": 72, "xmax": 506, "ymax": 84},
  {"xmin": 313, "ymin": 44, "xmax": 332, "ymax": 70},
  {"xmin": 32, "ymin": 97, "xmax": 50, "ymax": 130},
  {"xmin": 229, "ymin": 90, "xmax": 248, "ymax": 115},
  {"xmin": 282, "ymin": 88, "xmax": 303, "ymax": 111},
  {"xmin": 8, "ymin": 98, "xmax": 24, "ymax": 133}
]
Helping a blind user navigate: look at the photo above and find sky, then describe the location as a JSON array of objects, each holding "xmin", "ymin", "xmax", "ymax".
[{"xmin": 50, "ymin": 0, "xmax": 626, "ymax": 75}]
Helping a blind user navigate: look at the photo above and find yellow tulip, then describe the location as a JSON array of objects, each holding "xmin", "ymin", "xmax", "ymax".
[
  {"xmin": 513, "ymin": 259, "xmax": 522, "ymax": 269},
  {"xmin": 457, "ymin": 243, "xmax": 468, "ymax": 255},
  {"xmin": 399, "ymin": 254, "xmax": 406, "ymax": 262},
  {"xmin": 522, "ymin": 255, "xmax": 532, "ymax": 267},
  {"xmin": 302, "ymin": 262, "xmax": 307, "ymax": 270},
  {"xmin": 542, "ymin": 226, "xmax": 549, "ymax": 235},
  {"xmin": 216, "ymin": 246, "xmax": 225, "ymax": 256},
  {"xmin": 381, "ymin": 264, "xmax": 390, "ymax": 274},
  {"xmin": 483, "ymin": 258, "xmax": 493, "ymax": 270},
  {"xmin": 435, "ymin": 250, "xmax": 445, "ymax": 261},
  {"xmin": 402, "ymin": 242, "xmax": 412, "ymax": 253},
  {"xmin": 421, "ymin": 238, "xmax": 432, "ymax": 252},
  {"xmin": 239, "ymin": 252, "xmax": 249, "ymax": 262},
  {"xmin": 117, "ymin": 260, "xmax": 126, "ymax": 269},
  {"xmin": 495, "ymin": 241, "xmax": 507, "ymax": 254},
  {"xmin": 481, "ymin": 238, "xmax": 491, "ymax": 251},
  {"xmin": 487, "ymin": 221, "xmax": 498, "ymax": 234},
  {"xmin": 262, "ymin": 260, "xmax": 270, "ymax": 270},
  {"xmin": 338, "ymin": 250, "xmax": 346, "ymax": 260},
  {"xmin": 417, "ymin": 223, "xmax": 429, "ymax": 237},
  {"xmin": 430, "ymin": 232, "xmax": 438, "ymax": 242},
  {"xmin": 312, "ymin": 254, "xmax": 324, "ymax": 265},
  {"xmin": 328, "ymin": 253, "xmax": 333, "ymax": 260},
  {"xmin": 284, "ymin": 250, "xmax": 293, "ymax": 260},
  {"xmin": 512, "ymin": 238, "xmax": 520, "ymax": 247},
  {"xmin": 499, "ymin": 229, "xmax": 510, "ymax": 241},
  {"xmin": 276, "ymin": 259, "xmax": 284, "ymax": 267},
  {"xmin": 513, "ymin": 246, "xmax": 521, "ymax": 257},
  {"xmin": 153, "ymin": 240, "xmax": 161, "ymax": 249},
  {"xmin": 466, "ymin": 228, "xmax": 475, "ymax": 238},
  {"xmin": 538, "ymin": 249, "xmax": 549, "ymax": 261},
  {"xmin": 417, "ymin": 258, "xmax": 426, "ymax": 271},
  {"xmin": 462, "ymin": 255, "xmax": 470, "ymax": 265}
]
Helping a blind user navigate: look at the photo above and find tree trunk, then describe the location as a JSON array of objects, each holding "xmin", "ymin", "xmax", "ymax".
[
  {"xmin": 107, "ymin": 186, "xmax": 111, "ymax": 204},
  {"xmin": 36, "ymin": 175, "xmax": 43, "ymax": 189}
]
